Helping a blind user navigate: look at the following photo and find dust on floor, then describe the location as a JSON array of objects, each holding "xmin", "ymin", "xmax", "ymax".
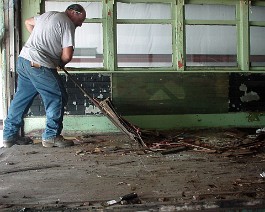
[{"xmin": 0, "ymin": 128, "xmax": 264, "ymax": 211}]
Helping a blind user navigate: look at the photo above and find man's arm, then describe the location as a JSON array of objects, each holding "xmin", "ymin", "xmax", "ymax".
[
  {"xmin": 60, "ymin": 46, "xmax": 74, "ymax": 68},
  {"xmin": 25, "ymin": 17, "xmax": 35, "ymax": 33}
]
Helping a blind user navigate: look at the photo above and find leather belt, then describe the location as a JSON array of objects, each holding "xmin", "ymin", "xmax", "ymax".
[{"xmin": 31, "ymin": 61, "xmax": 41, "ymax": 68}]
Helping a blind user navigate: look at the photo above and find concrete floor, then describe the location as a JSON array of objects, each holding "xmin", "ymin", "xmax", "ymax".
[{"xmin": 0, "ymin": 129, "xmax": 265, "ymax": 211}]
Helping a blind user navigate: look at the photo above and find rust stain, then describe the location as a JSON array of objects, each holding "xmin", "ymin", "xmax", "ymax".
[
  {"xmin": 178, "ymin": 60, "xmax": 184, "ymax": 69},
  {"xmin": 108, "ymin": 10, "xmax": 111, "ymax": 16}
]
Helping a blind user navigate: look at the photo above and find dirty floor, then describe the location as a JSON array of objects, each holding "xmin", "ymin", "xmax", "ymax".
[{"xmin": 0, "ymin": 128, "xmax": 265, "ymax": 211}]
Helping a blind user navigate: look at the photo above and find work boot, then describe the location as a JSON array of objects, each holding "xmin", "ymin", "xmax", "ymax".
[
  {"xmin": 3, "ymin": 136, "xmax": 33, "ymax": 148},
  {"xmin": 42, "ymin": 135, "xmax": 74, "ymax": 148}
]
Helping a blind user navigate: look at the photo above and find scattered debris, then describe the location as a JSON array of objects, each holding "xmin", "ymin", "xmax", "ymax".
[
  {"xmin": 5, "ymin": 162, "xmax": 15, "ymax": 165},
  {"xmin": 1, "ymin": 129, "xmax": 265, "ymax": 210},
  {"xmin": 75, "ymin": 149, "xmax": 85, "ymax": 155},
  {"xmin": 18, "ymin": 207, "xmax": 30, "ymax": 212},
  {"xmin": 193, "ymin": 191, "xmax": 257, "ymax": 201},
  {"xmin": 93, "ymin": 147, "xmax": 103, "ymax": 153},
  {"xmin": 142, "ymin": 129, "xmax": 265, "ymax": 156},
  {"xmin": 102, "ymin": 192, "xmax": 139, "ymax": 207},
  {"xmin": 24, "ymin": 151, "xmax": 38, "ymax": 155},
  {"xmin": 233, "ymin": 178, "xmax": 265, "ymax": 186}
]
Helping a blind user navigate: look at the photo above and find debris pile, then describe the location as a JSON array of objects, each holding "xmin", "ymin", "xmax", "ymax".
[{"xmin": 143, "ymin": 129, "xmax": 265, "ymax": 156}]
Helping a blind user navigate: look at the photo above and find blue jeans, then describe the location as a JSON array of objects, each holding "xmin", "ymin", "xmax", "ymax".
[{"xmin": 3, "ymin": 57, "xmax": 68, "ymax": 140}]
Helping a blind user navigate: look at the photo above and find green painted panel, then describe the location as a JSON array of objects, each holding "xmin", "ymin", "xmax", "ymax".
[
  {"xmin": 126, "ymin": 113, "xmax": 265, "ymax": 130},
  {"xmin": 112, "ymin": 73, "xmax": 229, "ymax": 115},
  {"xmin": 23, "ymin": 112, "xmax": 265, "ymax": 135},
  {"xmin": 24, "ymin": 116, "xmax": 119, "ymax": 135}
]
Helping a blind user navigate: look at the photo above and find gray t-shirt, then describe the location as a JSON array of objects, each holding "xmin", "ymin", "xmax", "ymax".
[{"xmin": 20, "ymin": 11, "xmax": 75, "ymax": 69}]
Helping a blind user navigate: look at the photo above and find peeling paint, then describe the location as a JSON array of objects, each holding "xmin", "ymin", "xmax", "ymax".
[
  {"xmin": 178, "ymin": 55, "xmax": 184, "ymax": 69},
  {"xmin": 85, "ymin": 105, "xmax": 101, "ymax": 114},
  {"xmin": 97, "ymin": 94, "xmax": 104, "ymax": 99},
  {"xmin": 240, "ymin": 91, "xmax": 260, "ymax": 102},
  {"xmin": 239, "ymin": 84, "xmax": 247, "ymax": 92},
  {"xmin": 178, "ymin": 60, "xmax": 184, "ymax": 69},
  {"xmin": 239, "ymin": 83, "xmax": 260, "ymax": 102}
]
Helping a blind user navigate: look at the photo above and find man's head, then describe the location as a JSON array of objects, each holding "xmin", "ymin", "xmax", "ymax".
[{"xmin": 66, "ymin": 4, "xmax": 86, "ymax": 27}]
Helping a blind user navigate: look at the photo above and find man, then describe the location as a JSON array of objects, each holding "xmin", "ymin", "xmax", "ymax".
[{"xmin": 3, "ymin": 4, "xmax": 86, "ymax": 148}]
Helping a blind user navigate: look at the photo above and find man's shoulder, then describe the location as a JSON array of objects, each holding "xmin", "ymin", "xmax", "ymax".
[
  {"xmin": 37, "ymin": 11, "xmax": 70, "ymax": 24},
  {"xmin": 40, "ymin": 11, "xmax": 58, "ymax": 17},
  {"xmin": 39, "ymin": 11, "xmax": 66, "ymax": 19}
]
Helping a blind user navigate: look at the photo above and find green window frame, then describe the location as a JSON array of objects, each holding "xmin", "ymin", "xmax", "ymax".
[
  {"xmin": 184, "ymin": 0, "xmax": 238, "ymax": 71},
  {"xmin": 249, "ymin": 1, "xmax": 265, "ymax": 71},
  {"xmin": 24, "ymin": 0, "xmax": 265, "ymax": 73},
  {"xmin": 114, "ymin": 0, "xmax": 176, "ymax": 72}
]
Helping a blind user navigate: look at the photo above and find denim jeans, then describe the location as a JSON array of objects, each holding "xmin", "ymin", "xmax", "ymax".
[{"xmin": 3, "ymin": 57, "xmax": 68, "ymax": 141}]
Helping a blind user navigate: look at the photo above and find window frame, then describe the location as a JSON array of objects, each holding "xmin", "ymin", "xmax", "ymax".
[
  {"xmin": 249, "ymin": 1, "xmax": 265, "ymax": 71},
  {"xmin": 184, "ymin": 0, "xmax": 240, "ymax": 72},
  {"xmin": 114, "ymin": 0, "xmax": 176, "ymax": 72},
  {"xmin": 41, "ymin": 0, "xmax": 265, "ymax": 73}
]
